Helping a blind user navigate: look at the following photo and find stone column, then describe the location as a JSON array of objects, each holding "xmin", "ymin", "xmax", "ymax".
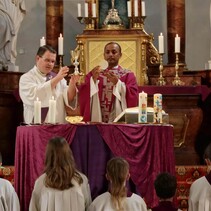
[
  {"xmin": 167, "ymin": 0, "xmax": 185, "ymax": 65},
  {"xmin": 46, "ymin": 0, "xmax": 63, "ymax": 55}
]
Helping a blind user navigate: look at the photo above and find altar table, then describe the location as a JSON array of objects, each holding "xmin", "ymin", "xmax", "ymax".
[{"xmin": 14, "ymin": 123, "xmax": 175, "ymax": 211}]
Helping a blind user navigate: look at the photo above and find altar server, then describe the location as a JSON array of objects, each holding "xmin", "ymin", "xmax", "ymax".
[
  {"xmin": 151, "ymin": 172, "xmax": 181, "ymax": 211},
  {"xmin": 88, "ymin": 157, "xmax": 148, "ymax": 211},
  {"xmin": 29, "ymin": 136, "xmax": 92, "ymax": 211},
  {"xmin": 188, "ymin": 143, "xmax": 211, "ymax": 211},
  {"xmin": 0, "ymin": 178, "xmax": 20, "ymax": 211},
  {"xmin": 79, "ymin": 42, "xmax": 139, "ymax": 122},
  {"xmin": 19, "ymin": 45, "xmax": 79, "ymax": 124}
]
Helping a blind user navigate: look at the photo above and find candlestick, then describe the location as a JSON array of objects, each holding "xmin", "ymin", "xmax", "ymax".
[
  {"xmin": 77, "ymin": 3, "xmax": 82, "ymax": 17},
  {"xmin": 84, "ymin": 3, "xmax": 88, "ymax": 17},
  {"xmin": 172, "ymin": 53, "xmax": 183, "ymax": 86},
  {"xmin": 92, "ymin": 3, "xmax": 96, "ymax": 18},
  {"xmin": 142, "ymin": 1, "xmax": 146, "ymax": 16},
  {"xmin": 40, "ymin": 37, "xmax": 46, "ymax": 47},
  {"xmin": 175, "ymin": 34, "xmax": 180, "ymax": 53},
  {"xmin": 48, "ymin": 96, "xmax": 56, "ymax": 124},
  {"xmin": 58, "ymin": 33, "xmax": 63, "ymax": 55},
  {"xmin": 127, "ymin": 1, "xmax": 131, "ymax": 17},
  {"xmin": 153, "ymin": 93, "xmax": 162, "ymax": 124},
  {"xmin": 34, "ymin": 97, "xmax": 41, "ymax": 124},
  {"xmin": 157, "ymin": 53, "xmax": 166, "ymax": 86},
  {"xmin": 138, "ymin": 91, "xmax": 147, "ymax": 123},
  {"xmin": 134, "ymin": 0, "xmax": 138, "ymax": 17},
  {"xmin": 158, "ymin": 33, "xmax": 164, "ymax": 54}
]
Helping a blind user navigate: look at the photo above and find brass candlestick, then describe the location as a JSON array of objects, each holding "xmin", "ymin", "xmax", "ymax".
[
  {"xmin": 157, "ymin": 53, "xmax": 166, "ymax": 86},
  {"xmin": 77, "ymin": 17, "xmax": 96, "ymax": 30},
  {"xmin": 172, "ymin": 53, "xmax": 183, "ymax": 86},
  {"xmin": 130, "ymin": 16, "xmax": 146, "ymax": 30}
]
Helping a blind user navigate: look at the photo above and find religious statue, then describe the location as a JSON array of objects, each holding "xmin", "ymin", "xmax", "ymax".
[
  {"xmin": 0, "ymin": 0, "xmax": 26, "ymax": 71},
  {"xmin": 103, "ymin": 0, "xmax": 124, "ymax": 28}
]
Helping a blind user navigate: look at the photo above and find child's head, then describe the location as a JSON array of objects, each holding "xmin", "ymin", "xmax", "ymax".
[
  {"xmin": 106, "ymin": 157, "xmax": 129, "ymax": 185},
  {"xmin": 106, "ymin": 157, "xmax": 130, "ymax": 210},
  {"xmin": 44, "ymin": 136, "xmax": 83, "ymax": 190},
  {"xmin": 45, "ymin": 136, "xmax": 75, "ymax": 170},
  {"xmin": 154, "ymin": 172, "xmax": 177, "ymax": 200}
]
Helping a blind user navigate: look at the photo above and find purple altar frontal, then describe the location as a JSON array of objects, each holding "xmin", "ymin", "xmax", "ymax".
[{"xmin": 14, "ymin": 123, "xmax": 175, "ymax": 211}]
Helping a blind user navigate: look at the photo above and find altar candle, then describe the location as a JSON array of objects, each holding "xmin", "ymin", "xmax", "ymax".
[
  {"xmin": 127, "ymin": 1, "xmax": 131, "ymax": 17},
  {"xmin": 138, "ymin": 91, "xmax": 148, "ymax": 123},
  {"xmin": 175, "ymin": 34, "xmax": 181, "ymax": 53},
  {"xmin": 58, "ymin": 33, "xmax": 63, "ymax": 55},
  {"xmin": 134, "ymin": 0, "xmax": 138, "ymax": 17},
  {"xmin": 84, "ymin": 2, "xmax": 88, "ymax": 17},
  {"xmin": 34, "ymin": 97, "xmax": 41, "ymax": 124},
  {"xmin": 142, "ymin": 1, "xmax": 146, "ymax": 16},
  {"xmin": 158, "ymin": 33, "xmax": 164, "ymax": 54},
  {"xmin": 153, "ymin": 93, "xmax": 162, "ymax": 123},
  {"xmin": 92, "ymin": 3, "xmax": 96, "ymax": 17},
  {"xmin": 77, "ymin": 3, "xmax": 82, "ymax": 17},
  {"xmin": 40, "ymin": 37, "xmax": 46, "ymax": 47},
  {"xmin": 48, "ymin": 96, "xmax": 56, "ymax": 124}
]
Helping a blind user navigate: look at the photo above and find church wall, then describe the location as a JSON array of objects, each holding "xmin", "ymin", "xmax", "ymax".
[{"xmin": 15, "ymin": 0, "xmax": 211, "ymax": 72}]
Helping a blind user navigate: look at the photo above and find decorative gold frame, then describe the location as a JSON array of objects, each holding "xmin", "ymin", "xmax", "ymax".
[{"xmin": 76, "ymin": 33, "xmax": 151, "ymax": 86}]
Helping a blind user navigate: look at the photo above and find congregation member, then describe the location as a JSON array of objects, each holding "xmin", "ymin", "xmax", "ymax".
[
  {"xmin": 19, "ymin": 45, "xmax": 79, "ymax": 124},
  {"xmin": 188, "ymin": 143, "xmax": 211, "ymax": 211},
  {"xmin": 0, "ymin": 178, "xmax": 20, "ymax": 211},
  {"xmin": 29, "ymin": 136, "xmax": 92, "ymax": 211},
  {"xmin": 151, "ymin": 172, "xmax": 181, "ymax": 211},
  {"xmin": 88, "ymin": 157, "xmax": 148, "ymax": 211},
  {"xmin": 79, "ymin": 42, "xmax": 139, "ymax": 122}
]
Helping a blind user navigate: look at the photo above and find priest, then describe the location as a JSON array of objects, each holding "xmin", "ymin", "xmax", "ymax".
[{"xmin": 79, "ymin": 42, "xmax": 139, "ymax": 122}]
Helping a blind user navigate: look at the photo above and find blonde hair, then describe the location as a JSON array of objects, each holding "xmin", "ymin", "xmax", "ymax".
[
  {"xmin": 106, "ymin": 157, "xmax": 129, "ymax": 211},
  {"xmin": 44, "ymin": 137, "xmax": 83, "ymax": 190}
]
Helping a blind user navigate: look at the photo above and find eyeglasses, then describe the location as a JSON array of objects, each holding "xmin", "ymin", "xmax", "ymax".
[{"xmin": 40, "ymin": 56, "xmax": 55, "ymax": 64}]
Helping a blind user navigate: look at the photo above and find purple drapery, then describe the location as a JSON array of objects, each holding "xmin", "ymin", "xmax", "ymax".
[
  {"xmin": 14, "ymin": 123, "xmax": 175, "ymax": 211},
  {"xmin": 97, "ymin": 124, "xmax": 175, "ymax": 207}
]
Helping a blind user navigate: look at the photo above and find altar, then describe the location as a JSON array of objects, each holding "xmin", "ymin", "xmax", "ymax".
[{"xmin": 14, "ymin": 123, "xmax": 175, "ymax": 211}]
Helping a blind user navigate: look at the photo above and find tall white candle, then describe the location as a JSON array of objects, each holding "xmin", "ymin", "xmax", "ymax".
[
  {"xmin": 48, "ymin": 96, "xmax": 56, "ymax": 124},
  {"xmin": 92, "ymin": 3, "xmax": 96, "ymax": 17},
  {"xmin": 40, "ymin": 37, "xmax": 46, "ymax": 47},
  {"xmin": 175, "ymin": 34, "xmax": 181, "ymax": 53},
  {"xmin": 58, "ymin": 33, "xmax": 63, "ymax": 55},
  {"xmin": 158, "ymin": 33, "xmax": 164, "ymax": 54},
  {"xmin": 134, "ymin": 0, "xmax": 138, "ymax": 17},
  {"xmin": 77, "ymin": 3, "xmax": 82, "ymax": 17},
  {"xmin": 127, "ymin": 1, "xmax": 131, "ymax": 17},
  {"xmin": 138, "ymin": 91, "xmax": 148, "ymax": 123},
  {"xmin": 84, "ymin": 3, "xmax": 89, "ymax": 17},
  {"xmin": 142, "ymin": 1, "xmax": 146, "ymax": 16},
  {"xmin": 34, "ymin": 97, "xmax": 41, "ymax": 124}
]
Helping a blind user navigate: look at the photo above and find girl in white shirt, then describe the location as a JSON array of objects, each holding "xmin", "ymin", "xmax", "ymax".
[
  {"xmin": 29, "ymin": 137, "xmax": 91, "ymax": 211},
  {"xmin": 88, "ymin": 157, "xmax": 148, "ymax": 211}
]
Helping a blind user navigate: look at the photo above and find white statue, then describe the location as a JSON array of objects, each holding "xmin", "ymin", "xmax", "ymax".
[{"xmin": 0, "ymin": 0, "xmax": 26, "ymax": 70}]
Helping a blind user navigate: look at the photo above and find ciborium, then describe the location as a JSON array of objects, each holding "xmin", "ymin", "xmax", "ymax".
[{"xmin": 70, "ymin": 48, "xmax": 85, "ymax": 84}]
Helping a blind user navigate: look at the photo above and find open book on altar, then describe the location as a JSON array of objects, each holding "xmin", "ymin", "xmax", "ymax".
[{"xmin": 113, "ymin": 107, "xmax": 169, "ymax": 124}]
